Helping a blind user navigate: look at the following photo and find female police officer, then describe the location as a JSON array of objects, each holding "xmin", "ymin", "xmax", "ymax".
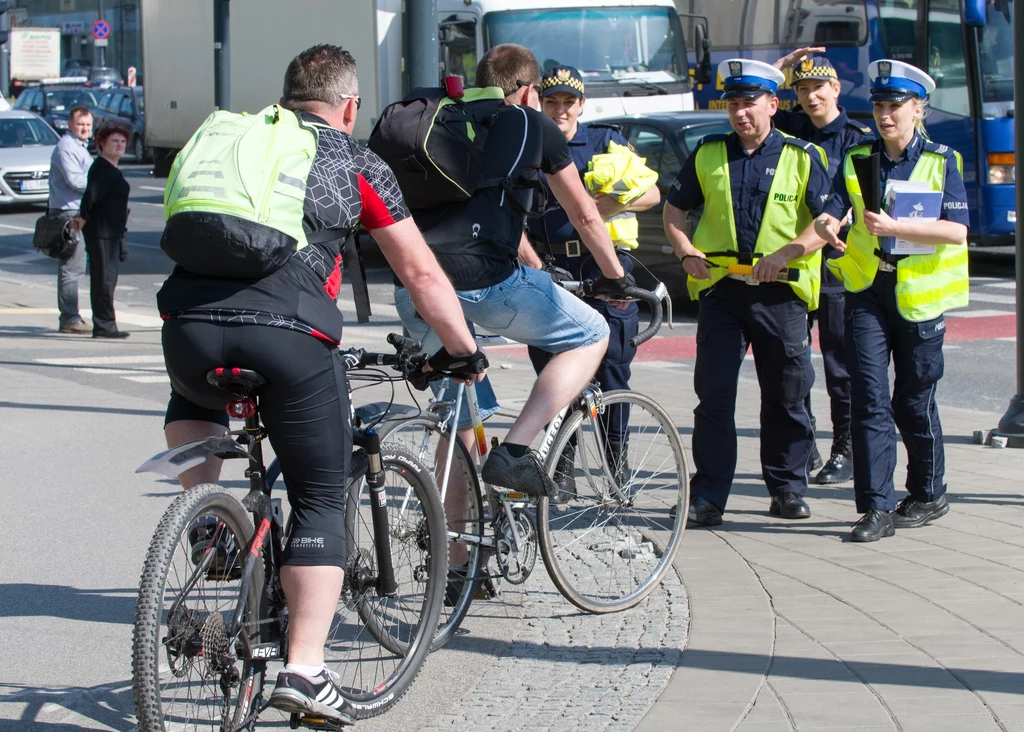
[{"xmin": 814, "ymin": 60, "xmax": 970, "ymax": 542}]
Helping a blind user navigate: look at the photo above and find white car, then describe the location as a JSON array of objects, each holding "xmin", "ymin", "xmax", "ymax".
[{"xmin": 0, "ymin": 110, "xmax": 61, "ymax": 205}]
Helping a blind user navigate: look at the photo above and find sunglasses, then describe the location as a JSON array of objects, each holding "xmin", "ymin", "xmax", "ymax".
[
  {"xmin": 340, "ymin": 94, "xmax": 362, "ymax": 110},
  {"xmin": 517, "ymin": 80, "xmax": 543, "ymax": 95}
]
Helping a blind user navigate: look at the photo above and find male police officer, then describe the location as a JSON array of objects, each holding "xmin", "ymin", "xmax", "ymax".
[
  {"xmin": 771, "ymin": 49, "xmax": 875, "ymax": 484},
  {"xmin": 526, "ymin": 65, "xmax": 660, "ymax": 491},
  {"xmin": 663, "ymin": 59, "xmax": 832, "ymax": 526}
]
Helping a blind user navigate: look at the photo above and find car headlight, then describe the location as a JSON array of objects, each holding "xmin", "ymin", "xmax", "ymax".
[{"xmin": 54, "ymin": 119, "xmax": 67, "ymax": 129}]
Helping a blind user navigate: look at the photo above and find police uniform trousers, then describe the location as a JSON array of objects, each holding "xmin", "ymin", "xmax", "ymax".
[
  {"xmin": 845, "ymin": 269, "xmax": 947, "ymax": 513},
  {"xmin": 528, "ymin": 250, "xmax": 638, "ymax": 443},
  {"xmin": 806, "ymin": 260, "xmax": 852, "ymax": 438},
  {"xmin": 691, "ymin": 277, "xmax": 815, "ymax": 511}
]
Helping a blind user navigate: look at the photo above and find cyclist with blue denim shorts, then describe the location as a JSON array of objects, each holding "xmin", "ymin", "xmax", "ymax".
[{"xmin": 394, "ymin": 43, "xmax": 633, "ymax": 498}]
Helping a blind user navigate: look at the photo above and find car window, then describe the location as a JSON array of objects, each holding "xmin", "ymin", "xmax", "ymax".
[
  {"xmin": 135, "ymin": 90, "xmax": 144, "ymax": 113},
  {"xmin": 628, "ymin": 125, "xmax": 680, "ymax": 190},
  {"xmin": 22, "ymin": 90, "xmax": 42, "ymax": 111},
  {"xmin": 118, "ymin": 95, "xmax": 134, "ymax": 117},
  {"xmin": 678, "ymin": 121, "xmax": 734, "ymax": 156},
  {"xmin": 98, "ymin": 92, "xmax": 113, "ymax": 110},
  {"xmin": 0, "ymin": 117, "xmax": 60, "ymax": 147},
  {"xmin": 46, "ymin": 88, "xmax": 97, "ymax": 112},
  {"xmin": 107, "ymin": 93, "xmax": 124, "ymax": 112}
]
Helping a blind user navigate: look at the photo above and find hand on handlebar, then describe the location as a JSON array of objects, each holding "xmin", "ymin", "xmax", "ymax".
[
  {"xmin": 409, "ymin": 346, "xmax": 489, "ymax": 391},
  {"xmin": 591, "ymin": 272, "xmax": 637, "ymax": 300}
]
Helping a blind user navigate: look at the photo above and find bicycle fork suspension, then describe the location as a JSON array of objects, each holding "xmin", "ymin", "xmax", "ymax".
[{"xmin": 364, "ymin": 429, "xmax": 399, "ymax": 598}]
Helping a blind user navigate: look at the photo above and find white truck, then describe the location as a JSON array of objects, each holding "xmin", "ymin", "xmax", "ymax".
[
  {"xmin": 9, "ymin": 27, "xmax": 62, "ymax": 95},
  {"xmin": 141, "ymin": 0, "xmax": 710, "ymax": 173},
  {"xmin": 437, "ymin": 0, "xmax": 711, "ymax": 122}
]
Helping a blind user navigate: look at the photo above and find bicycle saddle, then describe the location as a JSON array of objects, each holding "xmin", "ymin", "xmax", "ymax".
[{"xmin": 206, "ymin": 367, "xmax": 268, "ymax": 398}]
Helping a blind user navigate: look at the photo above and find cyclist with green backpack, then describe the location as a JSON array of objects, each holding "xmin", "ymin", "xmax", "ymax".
[{"xmin": 156, "ymin": 45, "xmax": 485, "ymax": 725}]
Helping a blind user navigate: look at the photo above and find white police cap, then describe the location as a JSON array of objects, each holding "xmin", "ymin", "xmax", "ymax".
[
  {"xmin": 718, "ymin": 58, "xmax": 786, "ymax": 100},
  {"xmin": 867, "ymin": 59, "xmax": 936, "ymax": 102}
]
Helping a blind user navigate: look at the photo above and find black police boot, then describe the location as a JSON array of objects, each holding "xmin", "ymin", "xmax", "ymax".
[
  {"xmin": 550, "ymin": 442, "xmax": 576, "ymax": 505},
  {"xmin": 816, "ymin": 432, "xmax": 853, "ymax": 484},
  {"xmin": 607, "ymin": 440, "xmax": 630, "ymax": 488},
  {"xmin": 769, "ymin": 493, "xmax": 811, "ymax": 519},
  {"xmin": 808, "ymin": 416, "xmax": 823, "ymax": 472},
  {"xmin": 687, "ymin": 497, "xmax": 724, "ymax": 527},
  {"xmin": 892, "ymin": 494, "xmax": 950, "ymax": 528},
  {"xmin": 851, "ymin": 509, "xmax": 895, "ymax": 542}
]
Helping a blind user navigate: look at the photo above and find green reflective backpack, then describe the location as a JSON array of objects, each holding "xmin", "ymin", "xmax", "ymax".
[{"xmin": 161, "ymin": 104, "xmax": 318, "ymax": 279}]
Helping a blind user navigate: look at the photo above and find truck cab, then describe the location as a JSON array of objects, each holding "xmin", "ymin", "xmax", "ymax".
[{"xmin": 437, "ymin": 0, "xmax": 711, "ymax": 121}]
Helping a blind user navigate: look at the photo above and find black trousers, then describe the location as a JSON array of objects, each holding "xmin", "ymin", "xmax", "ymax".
[
  {"xmin": 690, "ymin": 279, "xmax": 815, "ymax": 511},
  {"xmin": 162, "ymin": 320, "xmax": 353, "ymax": 567},
  {"xmin": 83, "ymin": 233, "xmax": 121, "ymax": 335},
  {"xmin": 845, "ymin": 272, "xmax": 947, "ymax": 512}
]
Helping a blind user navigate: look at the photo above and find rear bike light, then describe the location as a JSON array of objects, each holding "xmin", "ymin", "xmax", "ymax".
[{"xmin": 226, "ymin": 399, "xmax": 257, "ymax": 419}]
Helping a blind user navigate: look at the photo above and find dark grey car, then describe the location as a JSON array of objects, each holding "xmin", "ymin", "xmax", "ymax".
[{"xmin": 596, "ymin": 111, "xmax": 732, "ymax": 302}]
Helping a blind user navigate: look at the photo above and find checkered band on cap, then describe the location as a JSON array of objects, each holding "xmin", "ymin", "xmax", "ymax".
[
  {"xmin": 542, "ymin": 67, "xmax": 585, "ymax": 94},
  {"xmin": 792, "ymin": 57, "xmax": 838, "ymax": 82}
]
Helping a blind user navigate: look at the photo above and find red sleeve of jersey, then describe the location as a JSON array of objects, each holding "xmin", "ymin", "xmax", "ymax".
[{"xmin": 358, "ymin": 173, "xmax": 398, "ymax": 231}]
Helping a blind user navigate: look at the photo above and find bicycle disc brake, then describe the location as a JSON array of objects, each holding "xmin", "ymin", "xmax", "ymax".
[
  {"xmin": 342, "ymin": 548, "xmax": 375, "ymax": 610},
  {"xmin": 493, "ymin": 508, "xmax": 537, "ymax": 584}
]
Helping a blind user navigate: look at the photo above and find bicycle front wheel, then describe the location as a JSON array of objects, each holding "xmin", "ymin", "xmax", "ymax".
[
  {"xmin": 537, "ymin": 390, "xmax": 688, "ymax": 614},
  {"xmin": 376, "ymin": 414, "xmax": 485, "ymax": 652},
  {"xmin": 325, "ymin": 448, "xmax": 448, "ymax": 719},
  {"xmin": 133, "ymin": 484, "xmax": 264, "ymax": 732}
]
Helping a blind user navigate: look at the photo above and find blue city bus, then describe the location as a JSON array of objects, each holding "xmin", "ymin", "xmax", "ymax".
[{"xmin": 680, "ymin": 0, "xmax": 1014, "ymax": 247}]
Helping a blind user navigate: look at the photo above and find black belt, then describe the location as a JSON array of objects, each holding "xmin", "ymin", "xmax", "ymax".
[{"xmin": 874, "ymin": 248, "xmax": 907, "ymax": 266}]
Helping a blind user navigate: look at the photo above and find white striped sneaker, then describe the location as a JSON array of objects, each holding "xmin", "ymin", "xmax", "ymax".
[{"xmin": 268, "ymin": 668, "xmax": 356, "ymax": 725}]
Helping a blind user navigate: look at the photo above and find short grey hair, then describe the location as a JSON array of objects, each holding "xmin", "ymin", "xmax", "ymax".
[{"xmin": 282, "ymin": 44, "xmax": 358, "ymax": 111}]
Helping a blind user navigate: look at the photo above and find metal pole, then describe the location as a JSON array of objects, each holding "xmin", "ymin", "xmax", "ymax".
[
  {"xmin": 408, "ymin": 0, "xmax": 438, "ymax": 90},
  {"xmin": 98, "ymin": 0, "xmax": 106, "ymax": 67},
  {"xmin": 0, "ymin": 9, "xmax": 9, "ymax": 99},
  {"xmin": 213, "ymin": 0, "xmax": 230, "ymax": 110},
  {"xmin": 996, "ymin": 0, "xmax": 1024, "ymax": 435}
]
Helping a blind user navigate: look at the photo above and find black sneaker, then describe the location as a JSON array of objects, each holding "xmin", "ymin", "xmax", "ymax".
[
  {"xmin": 268, "ymin": 668, "xmax": 356, "ymax": 725},
  {"xmin": 481, "ymin": 444, "xmax": 556, "ymax": 497},
  {"xmin": 188, "ymin": 516, "xmax": 240, "ymax": 581}
]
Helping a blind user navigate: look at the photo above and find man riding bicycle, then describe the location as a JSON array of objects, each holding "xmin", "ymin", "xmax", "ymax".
[
  {"xmin": 394, "ymin": 43, "xmax": 634, "ymax": 498},
  {"xmin": 157, "ymin": 45, "xmax": 484, "ymax": 725}
]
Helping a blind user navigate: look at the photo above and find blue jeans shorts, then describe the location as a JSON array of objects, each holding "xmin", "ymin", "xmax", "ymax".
[{"xmin": 394, "ymin": 263, "xmax": 609, "ymax": 429}]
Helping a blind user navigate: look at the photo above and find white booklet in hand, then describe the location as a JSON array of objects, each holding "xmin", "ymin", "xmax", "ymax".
[{"xmin": 883, "ymin": 180, "xmax": 944, "ymax": 255}]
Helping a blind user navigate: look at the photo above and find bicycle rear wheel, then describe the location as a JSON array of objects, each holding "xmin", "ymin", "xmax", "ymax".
[
  {"xmin": 133, "ymin": 484, "xmax": 264, "ymax": 732},
  {"xmin": 537, "ymin": 390, "xmax": 688, "ymax": 614},
  {"xmin": 321, "ymin": 448, "xmax": 447, "ymax": 719},
  {"xmin": 376, "ymin": 415, "xmax": 485, "ymax": 651}
]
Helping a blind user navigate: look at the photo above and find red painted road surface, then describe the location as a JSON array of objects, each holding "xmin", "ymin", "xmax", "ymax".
[{"xmin": 489, "ymin": 314, "xmax": 1016, "ymax": 363}]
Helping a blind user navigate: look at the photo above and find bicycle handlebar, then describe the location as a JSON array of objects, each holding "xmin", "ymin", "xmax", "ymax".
[{"xmin": 561, "ymin": 280, "xmax": 665, "ymax": 347}]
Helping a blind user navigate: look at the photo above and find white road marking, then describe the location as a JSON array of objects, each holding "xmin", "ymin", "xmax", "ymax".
[
  {"xmin": 0, "ymin": 250, "xmax": 46, "ymax": 264},
  {"xmin": 124, "ymin": 375, "xmax": 170, "ymax": 383},
  {"xmin": 35, "ymin": 355, "xmax": 165, "ymax": 366},
  {"xmin": 984, "ymin": 281, "xmax": 1017, "ymax": 290},
  {"xmin": 33, "ymin": 353, "xmax": 168, "ymax": 385},
  {"xmin": 968, "ymin": 292, "xmax": 1017, "ymax": 305},
  {"xmin": 0, "ymin": 222, "xmax": 35, "ymax": 232},
  {"xmin": 139, "ymin": 185, "xmax": 166, "ymax": 192}
]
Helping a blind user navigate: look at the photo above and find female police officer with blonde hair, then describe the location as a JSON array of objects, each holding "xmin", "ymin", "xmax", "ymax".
[{"xmin": 814, "ymin": 60, "xmax": 970, "ymax": 543}]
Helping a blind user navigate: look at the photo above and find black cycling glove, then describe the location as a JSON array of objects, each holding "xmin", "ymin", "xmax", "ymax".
[
  {"xmin": 427, "ymin": 347, "xmax": 489, "ymax": 377},
  {"xmin": 591, "ymin": 272, "xmax": 636, "ymax": 297}
]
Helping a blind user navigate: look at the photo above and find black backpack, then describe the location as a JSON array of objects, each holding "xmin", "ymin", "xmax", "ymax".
[{"xmin": 369, "ymin": 85, "xmax": 535, "ymax": 210}]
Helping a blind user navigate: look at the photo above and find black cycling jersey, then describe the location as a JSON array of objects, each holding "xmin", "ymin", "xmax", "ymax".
[{"xmin": 157, "ymin": 111, "xmax": 409, "ymax": 344}]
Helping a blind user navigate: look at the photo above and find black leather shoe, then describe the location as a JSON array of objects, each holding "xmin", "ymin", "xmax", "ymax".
[
  {"xmin": 815, "ymin": 432, "xmax": 853, "ymax": 484},
  {"xmin": 93, "ymin": 330, "xmax": 130, "ymax": 339},
  {"xmin": 851, "ymin": 509, "xmax": 895, "ymax": 542},
  {"xmin": 892, "ymin": 495, "xmax": 949, "ymax": 528},
  {"xmin": 687, "ymin": 497, "xmax": 723, "ymax": 527},
  {"xmin": 769, "ymin": 493, "xmax": 811, "ymax": 519}
]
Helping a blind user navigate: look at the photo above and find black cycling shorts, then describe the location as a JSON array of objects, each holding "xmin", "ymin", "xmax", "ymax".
[{"xmin": 162, "ymin": 320, "xmax": 351, "ymax": 568}]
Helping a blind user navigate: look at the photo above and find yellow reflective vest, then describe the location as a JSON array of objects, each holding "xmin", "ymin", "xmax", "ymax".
[
  {"xmin": 689, "ymin": 133, "xmax": 827, "ymax": 311},
  {"xmin": 827, "ymin": 142, "xmax": 969, "ymax": 322},
  {"xmin": 584, "ymin": 141, "xmax": 658, "ymax": 250}
]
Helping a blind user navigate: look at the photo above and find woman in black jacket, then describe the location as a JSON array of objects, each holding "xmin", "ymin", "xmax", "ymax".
[{"xmin": 74, "ymin": 122, "xmax": 131, "ymax": 339}]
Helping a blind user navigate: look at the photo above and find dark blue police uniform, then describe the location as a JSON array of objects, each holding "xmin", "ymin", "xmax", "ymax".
[
  {"xmin": 669, "ymin": 127, "xmax": 833, "ymax": 513},
  {"xmin": 774, "ymin": 105, "xmax": 873, "ymax": 474},
  {"xmin": 824, "ymin": 131, "xmax": 969, "ymax": 514},
  {"xmin": 527, "ymin": 121, "xmax": 639, "ymax": 443}
]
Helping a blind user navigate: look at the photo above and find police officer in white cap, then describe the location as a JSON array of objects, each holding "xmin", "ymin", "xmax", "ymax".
[
  {"xmin": 664, "ymin": 59, "xmax": 832, "ymax": 526},
  {"xmin": 815, "ymin": 59, "xmax": 970, "ymax": 542}
]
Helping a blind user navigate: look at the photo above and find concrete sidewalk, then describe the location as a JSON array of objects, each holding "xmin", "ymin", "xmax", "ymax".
[{"xmin": 632, "ymin": 378, "xmax": 1024, "ymax": 731}]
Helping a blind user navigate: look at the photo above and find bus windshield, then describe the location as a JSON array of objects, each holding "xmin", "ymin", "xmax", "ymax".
[
  {"xmin": 484, "ymin": 7, "xmax": 687, "ymax": 84},
  {"xmin": 979, "ymin": 0, "xmax": 1013, "ymax": 104}
]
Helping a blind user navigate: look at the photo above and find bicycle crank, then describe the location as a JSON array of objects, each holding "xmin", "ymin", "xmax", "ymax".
[{"xmin": 493, "ymin": 507, "xmax": 537, "ymax": 584}]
